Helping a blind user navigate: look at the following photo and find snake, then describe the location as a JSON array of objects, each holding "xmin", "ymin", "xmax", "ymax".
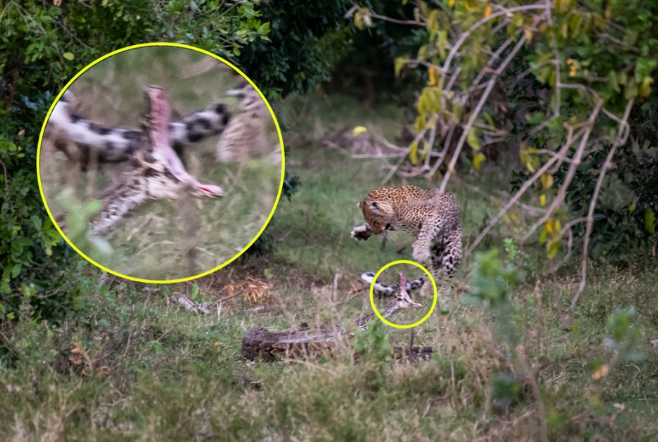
[{"xmin": 242, "ymin": 272, "xmax": 434, "ymax": 362}]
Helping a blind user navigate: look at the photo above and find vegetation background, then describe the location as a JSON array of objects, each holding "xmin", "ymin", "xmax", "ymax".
[{"xmin": 1, "ymin": 0, "xmax": 657, "ymax": 440}]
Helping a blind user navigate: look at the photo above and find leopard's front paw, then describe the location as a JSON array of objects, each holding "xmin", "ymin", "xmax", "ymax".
[
  {"xmin": 412, "ymin": 242, "xmax": 431, "ymax": 264},
  {"xmin": 351, "ymin": 223, "xmax": 373, "ymax": 241}
]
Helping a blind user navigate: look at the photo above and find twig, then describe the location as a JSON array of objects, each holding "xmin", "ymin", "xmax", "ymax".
[
  {"xmin": 438, "ymin": 4, "xmax": 547, "ymax": 76},
  {"xmin": 571, "ymin": 98, "xmax": 634, "ymax": 309},
  {"xmin": 451, "ymin": 174, "xmax": 546, "ymax": 216},
  {"xmin": 439, "ymin": 35, "xmax": 529, "ymax": 194},
  {"xmin": 465, "ymin": 122, "xmax": 581, "ymax": 257},
  {"xmin": 370, "ymin": 11, "xmax": 425, "ymax": 26}
]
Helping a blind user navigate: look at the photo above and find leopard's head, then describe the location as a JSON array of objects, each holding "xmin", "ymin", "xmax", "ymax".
[{"xmin": 357, "ymin": 192, "xmax": 397, "ymax": 235}]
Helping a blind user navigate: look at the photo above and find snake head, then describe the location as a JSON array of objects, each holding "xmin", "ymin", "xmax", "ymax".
[{"xmin": 396, "ymin": 272, "xmax": 422, "ymax": 309}]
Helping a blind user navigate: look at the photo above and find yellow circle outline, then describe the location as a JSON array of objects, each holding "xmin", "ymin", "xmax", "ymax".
[
  {"xmin": 369, "ymin": 260, "xmax": 437, "ymax": 329},
  {"xmin": 36, "ymin": 42, "xmax": 285, "ymax": 284}
]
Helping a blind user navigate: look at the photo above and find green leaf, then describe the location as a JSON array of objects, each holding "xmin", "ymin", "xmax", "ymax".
[
  {"xmin": 63, "ymin": 52, "xmax": 75, "ymax": 61},
  {"xmin": 466, "ymin": 128, "xmax": 480, "ymax": 151},
  {"xmin": 645, "ymin": 208, "xmax": 655, "ymax": 234},
  {"xmin": 394, "ymin": 56, "xmax": 409, "ymax": 77},
  {"xmin": 547, "ymin": 241, "xmax": 560, "ymax": 259}
]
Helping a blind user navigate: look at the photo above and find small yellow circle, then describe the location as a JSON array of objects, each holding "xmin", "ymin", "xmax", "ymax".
[
  {"xmin": 36, "ymin": 42, "xmax": 285, "ymax": 284},
  {"xmin": 369, "ymin": 260, "xmax": 437, "ymax": 329}
]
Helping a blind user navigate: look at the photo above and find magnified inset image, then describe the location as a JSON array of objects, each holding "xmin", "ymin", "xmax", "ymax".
[{"xmin": 38, "ymin": 44, "xmax": 284, "ymax": 282}]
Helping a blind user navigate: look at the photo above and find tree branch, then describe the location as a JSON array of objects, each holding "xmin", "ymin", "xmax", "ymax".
[{"xmin": 571, "ymin": 98, "xmax": 634, "ymax": 309}]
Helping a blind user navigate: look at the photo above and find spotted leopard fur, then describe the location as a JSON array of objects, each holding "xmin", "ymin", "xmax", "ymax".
[
  {"xmin": 216, "ymin": 80, "xmax": 279, "ymax": 164},
  {"xmin": 351, "ymin": 185, "xmax": 462, "ymax": 297},
  {"xmin": 88, "ymin": 86, "xmax": 224, "ymax": 235}
]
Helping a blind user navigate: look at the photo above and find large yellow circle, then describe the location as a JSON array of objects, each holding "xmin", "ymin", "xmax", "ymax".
[
  {"xmin": 36, "ymin": 42, "xmax": 285, "ymax": 284},
  {"xmin": 368, "ymin": 260, "xmax": 438, "ymax": 329}
]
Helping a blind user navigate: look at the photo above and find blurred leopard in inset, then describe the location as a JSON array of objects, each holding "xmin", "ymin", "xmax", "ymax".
[
  {"xmin": 216, "ymin": 80, "xmax": 280, "ymax": 164},
  {"xmin": 351, "ymin": 185, "xmax": 462, "ymax": 297}
]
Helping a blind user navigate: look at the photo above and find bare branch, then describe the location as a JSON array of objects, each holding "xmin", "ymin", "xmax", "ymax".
[
  {"xmin": 465, "ymin": 123, "xmax": 590, "ymax": 257},
  {"xmin": 370, "ymin": 11, "xmax": 426, "ymax": 26},
  {"xmin": 439, "ymin": 35, "xmax": 529, "ymax": 193},
  {"xmin": 571, "ymin": 98, "xmax": 634, "ymax": 309},
  {"xmin": 439, "ymin": 4, "xmax": 547, "ymax": 76}
]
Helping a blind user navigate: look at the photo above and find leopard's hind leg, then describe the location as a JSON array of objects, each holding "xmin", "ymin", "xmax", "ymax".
[
  {"xmin": 89, "ymin": 176, "xmax": 150, "ymax": 235},
  {"xmin": 421, "ymin": 228, "xmax": 462, "ymax": 303}
]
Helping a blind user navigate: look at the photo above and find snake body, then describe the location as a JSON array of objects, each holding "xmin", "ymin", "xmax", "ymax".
[
  {"xmin": 242, "ymin": 272, "xmax": 435, "ymax": 362},
  {"xmin": 242, "ymin": 327, "xmax": 434, "ymax": 361}
]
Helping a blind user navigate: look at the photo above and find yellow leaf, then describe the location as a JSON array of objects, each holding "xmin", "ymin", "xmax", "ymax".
[
  {"xmin": 353, "ymin": 9, "xmax": 372, "ymax": 30},
  {"xmin": 485, "ymin": 5, "xmax": 492, "ymax": 17},
  {"xmin": 592, "ymin": 364, "xmax": 609, "ymax": 380},
  {"xmin": 540, "ymin": 194, "xmax": 547, "ymax": 207},
  {"xmin": 523, "ymin": 28, "xmax": 533, "ymax": 43},
  {"xmin": 541, "ymin": 174, "xmax": 554, "ymax": 189},
  {"xmin": 63, "ymin": 52, "xmax": 74, "ymax": 61},
  {"xmin": 473, "ymin": 152, "xmax": 486, "ymax": 170},
  {"xmin": 352, "ymin": 126, "xmax": 367, "ymax": 136},
  {"xmin": 409, "ymin": 141, "xmax": 419, "ymax": 165},
  {"xmin": 554, "ymin": 219, "xmax": 562, "ymax": 234},
  {"xmin": 545, "ymin": 220, "xmax": 553, "ymax": 233},
  {"xmin": 640, "ymin": 76, "xmax": 654, "ymax": 98},
  {"xmin": 449, "ymin": 0, "xmax": 455, "ymax": 7},
  {"xmin": 18, "ymin": 129, "xmax": 25, "ymax": 136},
  {"xmin": 428, "ymin": 66, "xmax": 438, "ymax": 86}
]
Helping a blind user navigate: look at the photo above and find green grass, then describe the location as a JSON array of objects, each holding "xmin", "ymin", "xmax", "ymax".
[
  {"xmin": 39, "ymin": 46, "xmax": 281, "ymax": 281},
  {"xmin": 4, "ymin": 91, "xmax": 658, "ymax": 441}
]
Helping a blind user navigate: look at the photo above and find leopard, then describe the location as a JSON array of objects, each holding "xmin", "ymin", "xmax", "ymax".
[
  {"xmin": 216, "ymin": 80, "xmax": 280, "ymax": 164},
  {"xmin": 351, "ymin": 185, "xmax": 462, "ymax": 297}
]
